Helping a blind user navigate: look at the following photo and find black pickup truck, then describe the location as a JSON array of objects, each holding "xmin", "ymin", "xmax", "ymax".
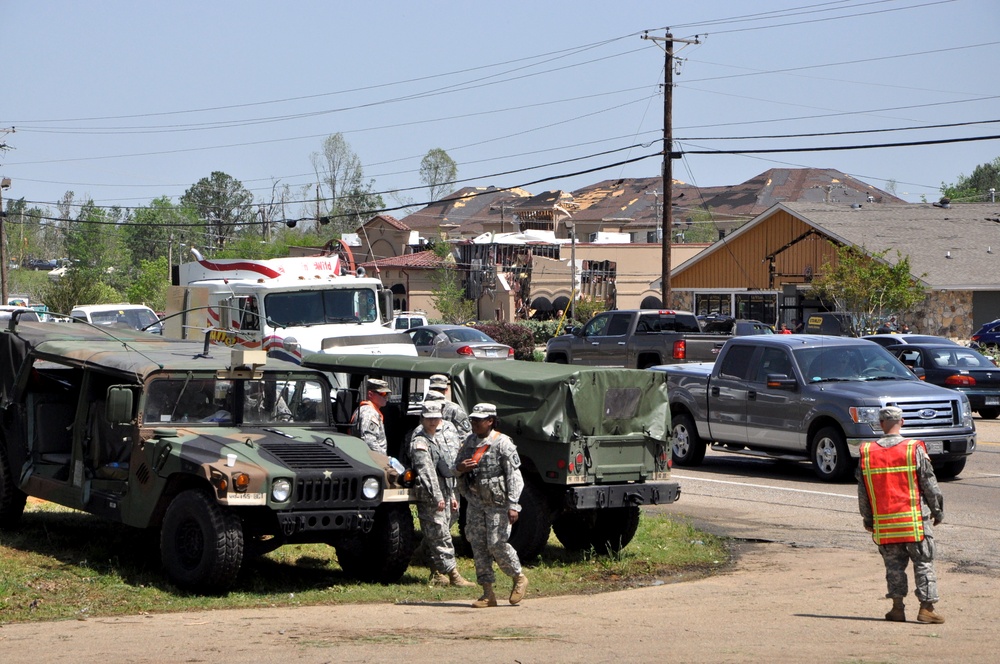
[{"xmin": 545, "ymin": 309, "xmax": 730, "ymax": 369}]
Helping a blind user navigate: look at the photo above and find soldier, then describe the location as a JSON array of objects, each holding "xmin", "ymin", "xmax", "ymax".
[
  {"xmin": 428, "ymin": 373, "xmax": 472, "ymax": 438},
  {"xmin": 857, "ymin": 406, "xmax": 945, "ymax": 624},
  {"xmin": 454, "ymin": 403, "xmax": 529, "ymax": 608},
  {"xmin": 353, "ymin": 378, "xmax": 391, "ymax": 455},
  {"xmin": 409, "ymin": 401, "xmax": 475, "ymax": 588}
]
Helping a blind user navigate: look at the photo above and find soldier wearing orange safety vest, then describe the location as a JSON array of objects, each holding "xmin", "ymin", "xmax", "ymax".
[{"xmin": 857, "ymin": 406, "xmax": 945, "ymax": 624}]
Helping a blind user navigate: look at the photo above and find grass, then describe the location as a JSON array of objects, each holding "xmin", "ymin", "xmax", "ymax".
[{"xmin": 0, "ymin": 500, "xmax": 729, "ymax": 624}]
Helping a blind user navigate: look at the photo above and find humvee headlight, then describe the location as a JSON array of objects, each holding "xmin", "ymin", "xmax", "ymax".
[
  {"xmin": 362, "ymin": 477, "xmax": 380, "ymax": 499},
  {"xmin": 271, "ymin": 478, "xmax": 292, "ymax": 502}
]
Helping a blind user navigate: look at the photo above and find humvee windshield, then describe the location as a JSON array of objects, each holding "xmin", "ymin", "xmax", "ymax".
[{"xmin": 144, "ymin": 375, "xmax": 328, "ymax": 425}]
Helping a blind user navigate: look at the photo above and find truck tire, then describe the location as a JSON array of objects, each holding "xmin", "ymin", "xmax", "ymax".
[
  {"xmin": 0, "ymin": 445, "xmax": 27, "ymax": 529},
  {"xmin": 546, "ymin": 354, "xmax": 567, "ymax": 364},
  {"xmin": 934, "ymin": 457, "xmax": 967, "ymax": 480},
  {"xmin": 977, "ymin": 408, "xmax": 1000, "ymax": 420},
  {"xmin": 335, "ymin": 503, "xmax": 414, "ymax": 584},
  {"xmin": 508, "ymin": 480, "xmax": 552, "ymax": 561},
  {"xmin": 671, "ymin": 413, "xmax": 706, "ymax": 466},
  {"xmin": 590, "ymin": 505, "xmax": 641, "ymax": 555},
  {"xmin": 810, "ymin": 426, "xmax": 851, "ymax": 482},
  {"xmin": 552, "ymin": 510, "xmax": 597, "ymax": 551},
  {"xmin": 160, "ymin": 490, "xmax": 244, "ymax": 592}
]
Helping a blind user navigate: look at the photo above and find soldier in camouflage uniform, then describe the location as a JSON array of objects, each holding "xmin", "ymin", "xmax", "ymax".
[
  {"xmin": 455, "ymin": 403, "xmax": 529, "ymax": 608},
  {"xmin": 858, "ymin": 406, "xmax": 945, "ymax": 624},
  {"xmin": 428, "ymin": 373, "xmax": 472, "ymax": 438},
  {"xmin": 409, "ymin": 401, "xmax": 475, "ymax": 587},
  {"xmin": 354, "ymin": 378, "xmax": 391, "ymax": 455}
]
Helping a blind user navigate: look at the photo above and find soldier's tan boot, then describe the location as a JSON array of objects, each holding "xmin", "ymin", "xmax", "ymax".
[
  {"xmin": 428, "ymin": 570, "xmax": 449, "ymax": 586},
  {"xmin": 917, "ymin": 602, "xmax": 945, "ymax": 624},
  {"xmin": 885, "ymin": 598, "xmax": 906, "ymax": 622},
  {"xmin": 509, "ymin": 573, "xmax": 529, "ymax": 605},
  {"xmin": 448, "ymin": 568, "xmax": 476, "ymax": 588},
  {"xmin": 471, "ymin": 583, "xmax": 497, "ymax": 608}
]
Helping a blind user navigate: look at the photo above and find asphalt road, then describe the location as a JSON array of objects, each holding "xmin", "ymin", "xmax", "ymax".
[{"xmin": 651, "ymin": 416, "xmax": 1000, "ymax": 571}]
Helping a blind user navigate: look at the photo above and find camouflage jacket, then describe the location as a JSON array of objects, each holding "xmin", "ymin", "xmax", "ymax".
[{"xmin": 455, "ymin": 429, "xmax": 524, "ymax": 511}]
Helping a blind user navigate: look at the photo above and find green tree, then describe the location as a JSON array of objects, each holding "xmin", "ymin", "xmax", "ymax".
[
  {"xmin": 941, "ymin": 156, "xmax": 1000, "ymax": 202},
  {"xmin": 677, "ymin": 208, "xmax": 723, "ymax": 243},
  {"xmin": 122, "ymin": 197, "xmax": 199, "ymax": 269},
  {"xmin": 808, "ymin": 244, "xmax": 926, "ymax": 334},
  {"xmin": 180, "ymin": 172, "xmax": 255, "ymax": 250},
  {"xmin": 45, "ymin": 201, "xmax": 126, "ymax": 313},
  {"xmin": 125, "ymin": 256, "xmax": 170, "ymax": 311},
  {"xmin": 429, "ymin": 241, "xmax": 476, "ymax": 323},
  {"xmin": 311, "ymin": 133, "xmax": 385, "ymax": 233},
  {"xmin": 419, "ymin": 148, "xmax": 458, "ymax": 202}
]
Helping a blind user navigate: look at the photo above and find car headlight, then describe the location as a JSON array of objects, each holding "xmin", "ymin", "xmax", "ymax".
[
  {"xmin": 271, "ymin": 478, "xmax": 292, "ymax": 502},
  {"xmin": 849, "ymin": 406, "xmax": 881, "ymax": 431},
  {"xmin": 960, "ymin": 396, "xmax": 973, "ymax": 427},
  {"xmin": 362, "ymin": 477, "xmax": 380, "ymax": 500}
]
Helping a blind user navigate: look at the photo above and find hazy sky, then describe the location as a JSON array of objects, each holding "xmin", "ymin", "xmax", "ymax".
[{"xmin": 4, "ymin": 0, "xmax": 999, "ymax": 220}]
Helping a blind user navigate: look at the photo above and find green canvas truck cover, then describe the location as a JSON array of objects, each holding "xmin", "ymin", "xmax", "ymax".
[{"xmin": 302, "ymin": 354, "xmax": 671, "ymax": 444}]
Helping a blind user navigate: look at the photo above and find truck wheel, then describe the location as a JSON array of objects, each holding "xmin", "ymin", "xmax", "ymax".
[
  {"xmin": 160, "ymin": 490, "xmax": 244, "ymax": 592},
  {"xmin": 0, "ymin": 445, "xmax": 27, "ymax": 529},
  {"xmin": 590, "ymin": 505, "xmax": 641, "ymax": 555},
  {"xmin": 507, "ymin": 480, "xmax": 552, "ymax": 561},
  {"xmin": 335, "ymin": 503, "xmax": 414, "ymax": 583},
  {"xmin": 671, "ymin": 413, "xmax": 706, "ymax": 466},
  {"xmin": 977, "ymin": 408, "xmax": 1000, "ymax": 420},
  {"xmin": 552, "ymin": 510, "xmax": 597, "ymax": 551},
  {"xmin": 546, "ymin": 354, "xmax": 567, "ymax": 364},
  {"xmin": 934, "ymin": 458, "xmax": 967, "ymax": 480},
  {"xmin": 810, "ymin": 426, "xmax": 851, "ymax": 482}
]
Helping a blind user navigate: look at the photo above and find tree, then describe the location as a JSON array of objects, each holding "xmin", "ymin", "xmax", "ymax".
[
  {"xmin": 180, "ymin": 172, "xmax": 255, "ymax": 250},
  {"xmin": 311, "ymin": 133, "xmax": 385, "ymax": 233},
  {"xmin": 941, "ymin": 156, "xmax": 1000, "ymax": 202},
  {"xmin": 808, "ymin": 244, "xmax": 926, "ymax": 334},
  {"xmin": 125, "ymin": 256, "xmax": 170, "ymax": 311},
  {"xmin": 122, "ymin": 197, "xmax": 200, "ymax": 269},
  {"xmin": 419, "ymin": 148, "xmax": 458, "ymax": 202},
  {"xmin": 429, "ymin": 241, "xmax": 476, "ymax": 323}
]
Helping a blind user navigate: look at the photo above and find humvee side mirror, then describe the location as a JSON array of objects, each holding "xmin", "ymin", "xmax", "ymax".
[{"xmin": 106, "ymin": 386, "xmax": 134, "ymax": 424}]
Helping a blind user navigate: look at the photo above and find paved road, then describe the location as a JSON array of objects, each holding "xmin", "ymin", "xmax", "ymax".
[{"xmin": 651, "ymin": 416, "xmax": 1000, "ymax": 570}]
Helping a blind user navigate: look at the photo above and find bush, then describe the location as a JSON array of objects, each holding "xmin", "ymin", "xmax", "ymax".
[
  {"xmin": 472, "ymin": 321, "xmax": 536, "ymax": 360},
  {"xmin": 520, "ymin": 319, "xmax": 566, "ymax": 345}
]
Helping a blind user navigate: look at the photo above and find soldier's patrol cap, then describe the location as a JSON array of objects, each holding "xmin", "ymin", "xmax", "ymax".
[
  {"xmin": 421, "ymin": 402, "xmax": 444, "ymax": 418},
  {"xmin": 879, "ymin": 406, "xmax": 903, "ymax": 422},
  {"xmin": 428, "ymin": 374, "xmax": 450, "ymax": 390},
  {"xmin": 423, "ymin": 390, "xmax": 445, "ymax": 402},
  {"xmin": 367, "ymin": 379, "xmax": 391, "ymax": 394},
  {"xmin": 469, "ymin": 403, "xmax": 497, "ymax": 419}
]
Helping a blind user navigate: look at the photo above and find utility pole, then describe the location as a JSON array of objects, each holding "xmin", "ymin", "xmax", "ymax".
[
  {"xmin": 489, "ymin": 200, "xmax": 514, "ymax": 234},
  {"xmin": 642, "ymin": 30, "xmax": 699, "ymax": 308}
]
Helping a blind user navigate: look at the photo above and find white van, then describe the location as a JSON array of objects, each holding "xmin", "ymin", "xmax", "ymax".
[{"xmin": 70, "ymin": 304, "xmax": 162, "ymax": 334}]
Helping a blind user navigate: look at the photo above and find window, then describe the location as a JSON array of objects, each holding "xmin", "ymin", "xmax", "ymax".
[
  {"xmin": 583, "ymin": 313, "xmax": 611, "ymax": 337},
  {"xmin": 605, "ymin": 313, "xmax": 632, "ymax": 336},
  {"xmin": 754, "ymin": 348, "xmax": 792, "ymax": 383},
  {"xmin": 718, "ymin": 344, "xmax": 755, "ymax": 380}
]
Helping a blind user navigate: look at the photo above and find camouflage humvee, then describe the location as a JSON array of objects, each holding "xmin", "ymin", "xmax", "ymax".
[
  {"xmin": 303, "ymin": 353, "xmax": 681, "ymax": 561},
  {"xmin": 0, "ymin": 320, "xmax": 414, "ymax": 592}
]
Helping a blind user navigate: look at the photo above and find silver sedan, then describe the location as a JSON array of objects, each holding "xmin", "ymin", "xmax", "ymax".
[{"xmin": 407, "ymin": 325, "xmax": 513, "ymax": 360}]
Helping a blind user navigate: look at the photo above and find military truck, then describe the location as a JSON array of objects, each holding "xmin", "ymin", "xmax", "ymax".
[
  {"xmin": 302, "ymin": 353, "xmax": 681, "ymax": 560},
  {"xmin": 0, "ymin": 320, "xmax": 415, "ymax": 592}
]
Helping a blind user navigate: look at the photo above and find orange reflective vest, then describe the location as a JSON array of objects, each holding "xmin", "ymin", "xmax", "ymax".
[{"xmin": 860, "ymin": 439, "xmax": 925, "ymax": 544}]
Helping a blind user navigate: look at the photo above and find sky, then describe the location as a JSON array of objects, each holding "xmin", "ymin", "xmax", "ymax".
[{"xmin": 3, "ymin": 0, "xmax": 1000, "ymax": 225}]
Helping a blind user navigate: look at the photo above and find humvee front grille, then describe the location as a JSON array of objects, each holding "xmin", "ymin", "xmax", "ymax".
[
  {"xmin": 258, "ymin": 442, "xmax": 353, "ymax": 469},
  {"xmin": 295, "ymin": 476, "xmax": 359, "ymax": 504}
]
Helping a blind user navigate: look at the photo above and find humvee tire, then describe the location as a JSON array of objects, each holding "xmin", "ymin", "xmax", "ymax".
[
  {"xmin": 334, "ymin": 503, "xmax": 414, "ymax": 583},
  {"xmin": 507, "ymin": 480, "xmax": 552, "ymax": 561},
  {"xmin": 160, "ymin": 489, "xmax": 244, "ymax": 592},
  {"xmin": 552, "ymin": 510, "xmax": 597, "ymax": 551},
  {"xmin": 0, "ymin": 445, "xmax": 27, "ymax": 528},
  {"xmin": 553, "ymin": 505, "xmax": 641, "ymax": 555}
]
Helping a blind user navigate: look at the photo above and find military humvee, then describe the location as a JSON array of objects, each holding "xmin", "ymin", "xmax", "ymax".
[
  {"xmin": 0, "ymin": 320, "xmax": 414, "ymax": 592},
  {"xmin": 303, "ymin": 353, "xmax": 681, "ymax": 560}
]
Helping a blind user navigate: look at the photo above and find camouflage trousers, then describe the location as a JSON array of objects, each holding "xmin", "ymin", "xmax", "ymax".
[
  {"xmin": 465, "ymin": 502, "xmax": 521, "ymax": 585},
  {"xmin": 877, "ymin": 522, "xmax": 938, "ymax": 603},
  {"xmin": 416, "ymin": 499, "xmax": 458, "ymax": 575}
]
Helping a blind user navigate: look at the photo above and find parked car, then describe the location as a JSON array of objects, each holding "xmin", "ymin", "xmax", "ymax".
[
  {"xmin": 0, "ymin": 306, "xmax": 43, "ymax": 323},
  {"xmin": 699, "ymin": 315, "xmax": 774, "ymax": 336},
  {"xmin": 70, "ymin": 304, "xmax": 163, "ymax": 334},
  {"xmin": 388, "ymin": 311, "xmax": 428, "ymax": 330},
  {"xmin": 971, "ymin": 319, "xmax": 1000, "ymax": 350},
  {"xmin": 886, "ymin": 342, "xmax": 1000, "ymax": 419},
  {"xmin": 862, "ymin": 333, "xmax": 959, "ymax": 348},
  {"xmin": 407, "ymin": 324, "xmax": 513, "ymax": 360}
]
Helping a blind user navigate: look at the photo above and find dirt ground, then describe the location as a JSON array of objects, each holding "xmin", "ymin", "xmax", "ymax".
[{"xmin": 1, "ymin": 540, "xmax": 997, "ymax": 663}]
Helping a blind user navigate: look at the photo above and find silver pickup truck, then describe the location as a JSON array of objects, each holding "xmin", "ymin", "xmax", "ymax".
[
  {"xmin": 545, "ymin": 309, "xmax": 729, "ymax": 368},
  {"xmin": 653, "ymin": 335, "xmax": 977, "ymax": 481}
]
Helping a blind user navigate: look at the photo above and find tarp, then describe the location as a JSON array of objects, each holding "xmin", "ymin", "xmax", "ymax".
[{"xmin": 301, "ymin": 354, "xmax": 670, "ymax": 444}]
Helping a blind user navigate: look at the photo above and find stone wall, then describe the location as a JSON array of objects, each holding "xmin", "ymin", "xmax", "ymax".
[{"xmin": 912, "ymin": 290, "xmax": 973, "ymax": 340}]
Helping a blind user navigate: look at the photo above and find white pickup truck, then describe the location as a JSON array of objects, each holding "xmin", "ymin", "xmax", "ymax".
[{"xmin": 652, "ymin": 335, "xmax": 977, "ymax": 481}]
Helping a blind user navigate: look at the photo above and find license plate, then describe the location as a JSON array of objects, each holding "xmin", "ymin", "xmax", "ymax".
[
  {"xmin": 986, "ymin": 396, "xmax": 999, "ymax": 405},
  {"xmin": 925, "ymin": 441, "xmax": 944, "ymax": 455},
  {"xmin": 487, "ymin": 350, "xmax": 497, "ymax": 357}
]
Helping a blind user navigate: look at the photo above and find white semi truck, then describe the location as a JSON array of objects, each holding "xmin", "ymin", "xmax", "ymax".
[{"xmin": 164, "ymin": 253, "xmax": 416, "ymax": 361}]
